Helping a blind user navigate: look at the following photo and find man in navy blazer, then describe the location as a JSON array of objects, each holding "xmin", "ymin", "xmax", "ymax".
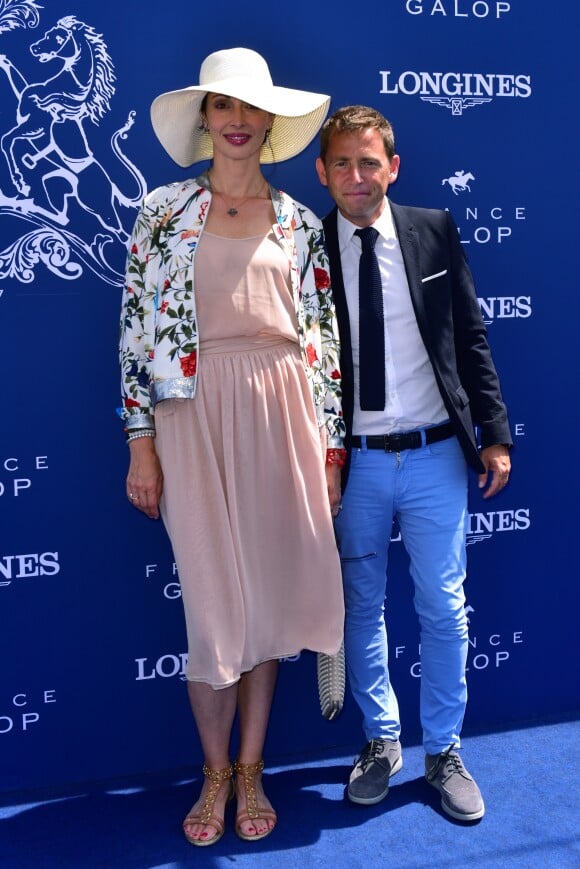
[{"xmin": 316, "ymin": 106, "xmax": 512, "ymax": 821}]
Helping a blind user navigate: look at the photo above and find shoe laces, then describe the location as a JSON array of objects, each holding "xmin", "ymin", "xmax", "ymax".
[
  {"xmin": 426, "ymin": 744, "xmax": 464, "ymax": 782},
  {"xmin": 356, "ymin": 738, "xmax": 389, "ymax": 772}
]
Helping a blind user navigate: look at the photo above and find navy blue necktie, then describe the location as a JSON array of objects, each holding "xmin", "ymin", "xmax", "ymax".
[{"xmin": 355, "ymin": 227, "xmax": 385, "ymax": 411}]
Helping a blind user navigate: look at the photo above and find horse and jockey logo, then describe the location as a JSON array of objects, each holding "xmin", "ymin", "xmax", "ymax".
[
  {"xmin": 441, "ymin": 170, "xmax": 475, "ymax": 195},
  {"xmin": 0, "ymin": 2, "xmax": 146, "ymax": 287}
]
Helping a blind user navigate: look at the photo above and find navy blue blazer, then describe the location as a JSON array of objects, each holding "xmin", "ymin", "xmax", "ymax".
[{"xmin": 322, "ymin": 202, "xmax": 512, "ymax": 478}]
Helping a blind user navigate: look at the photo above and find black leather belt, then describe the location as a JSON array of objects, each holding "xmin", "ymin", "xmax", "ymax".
[{"xmin": 350, "ymin": 421, "xmax": 454, "ymax": 453}]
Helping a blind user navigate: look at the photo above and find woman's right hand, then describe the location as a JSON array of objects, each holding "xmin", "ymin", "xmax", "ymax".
[{"xmin": 126, "ymin": 437, "xmax": 164, "ymax": 519}]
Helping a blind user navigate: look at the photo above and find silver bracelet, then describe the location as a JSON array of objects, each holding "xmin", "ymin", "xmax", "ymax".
[{"xmin": 126, "ymin": 429, "xmax": 155, "ymax": 443}]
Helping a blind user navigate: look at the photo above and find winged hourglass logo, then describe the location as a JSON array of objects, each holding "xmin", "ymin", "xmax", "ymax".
[{"xmin": 0, "ymin": 2, "xmax": 147, "ymax": 287}]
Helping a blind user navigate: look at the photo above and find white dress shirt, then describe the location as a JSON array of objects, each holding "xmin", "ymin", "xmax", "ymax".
[{"xmin": 337, "ymin": 202, "xmax": 448, "ymax": 435}]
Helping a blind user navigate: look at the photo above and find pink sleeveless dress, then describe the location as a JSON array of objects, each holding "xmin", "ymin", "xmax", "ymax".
[{"xmin": 154, "ymin": 229, "xmax": 344, "ymax": 688}]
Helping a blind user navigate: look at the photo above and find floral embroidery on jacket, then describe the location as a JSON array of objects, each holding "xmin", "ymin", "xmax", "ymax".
[{"xmin": 119, "ymin": 175, "xmax": 344, "ymax": 445}]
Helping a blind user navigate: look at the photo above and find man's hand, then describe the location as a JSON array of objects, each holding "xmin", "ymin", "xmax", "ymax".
[{"xmin": 478, "ymin": 444, "xmax": 511, "ymax": 499}]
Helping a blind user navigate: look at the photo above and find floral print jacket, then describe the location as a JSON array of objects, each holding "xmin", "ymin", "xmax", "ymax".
[{"xmin": 119, "ymin": 173, "xmax": 345, "ymax": 446}]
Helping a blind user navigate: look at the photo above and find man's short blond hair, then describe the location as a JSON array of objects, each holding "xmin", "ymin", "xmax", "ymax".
[{"xmin": 319, "ymin": 105, "xmax": 396, "ymax": 162}]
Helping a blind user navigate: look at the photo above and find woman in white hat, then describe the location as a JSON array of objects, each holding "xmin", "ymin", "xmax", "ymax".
[{"xmin": 119, "ymin": 48, "xmax": 345, "ymax": 845}]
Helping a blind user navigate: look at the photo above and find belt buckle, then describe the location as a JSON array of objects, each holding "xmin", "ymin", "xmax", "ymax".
[{"xmin": 384, "ymin": 433, "xmax": 403, "ymax": 452}]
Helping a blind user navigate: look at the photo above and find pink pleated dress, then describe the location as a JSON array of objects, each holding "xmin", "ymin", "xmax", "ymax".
[{"xmin": 154, "ymin": 229, "xmax": 344, "ymax": 688}]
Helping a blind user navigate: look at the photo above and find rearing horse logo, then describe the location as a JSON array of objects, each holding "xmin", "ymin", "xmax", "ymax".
[
  {"xmin": 0, "ymin": 14, "xmax": 145, "ymax": 237},
  {"xmin": 0, "ymin": 7, "xmax": 146, "ymax": 286}
]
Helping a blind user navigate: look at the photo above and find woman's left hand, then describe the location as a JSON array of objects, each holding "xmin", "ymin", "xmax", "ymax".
[{"xmin": 326, "ymin": 464, "xmax": 342, "ymax": 518}]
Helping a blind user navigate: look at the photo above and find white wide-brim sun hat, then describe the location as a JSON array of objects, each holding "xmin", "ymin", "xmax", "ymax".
[{"xmin": 150, "ymin": 47, "xmax": 331, "ymax": 167}]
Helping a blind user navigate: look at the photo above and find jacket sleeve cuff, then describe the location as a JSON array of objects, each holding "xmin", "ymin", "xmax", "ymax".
[{"xmin": 121, "ymin": 411, "xmax": 155, "ymax": 432}]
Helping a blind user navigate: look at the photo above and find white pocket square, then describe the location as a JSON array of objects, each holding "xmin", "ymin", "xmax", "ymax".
[{"xmin": 421, "ymin": 270, "xmax": 448, "ymax": 283}]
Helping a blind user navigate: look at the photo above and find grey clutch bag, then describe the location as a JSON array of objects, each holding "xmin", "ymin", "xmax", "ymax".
[{"xmin": 317, "ymin": 642, "xmax": 345, "ymax": 720}]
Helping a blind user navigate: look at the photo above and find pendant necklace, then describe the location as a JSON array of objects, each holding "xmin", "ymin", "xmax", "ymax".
[{"xmin": 209, "ymin": 175, "xmax": 267, "ymax": 217}]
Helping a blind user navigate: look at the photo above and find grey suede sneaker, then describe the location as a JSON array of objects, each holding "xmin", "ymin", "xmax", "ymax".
[
  {"xmin": 425, "ymin": 746, "xmax": 485, "ymax": 821},
  {"xmin": 348, "ymin": 738, "xmax": 403, "ymax": 805}
]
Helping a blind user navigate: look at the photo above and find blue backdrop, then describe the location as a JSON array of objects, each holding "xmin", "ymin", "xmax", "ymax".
[{"xmin": 1, "ymin": 1, "xmax": 578, "ymax": 792}]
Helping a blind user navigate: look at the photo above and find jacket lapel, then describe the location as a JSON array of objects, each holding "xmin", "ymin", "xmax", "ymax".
[
  {"xmin": 391, "ymin": 201, "xmax": 432, "ymax": 350},
  {"xmin": 323, "ymin": 208, "xmax": 355, "ymax": 438},
  {"xmin": 323, "ymin": 209, "xmax": 350, "ymax": 345}
]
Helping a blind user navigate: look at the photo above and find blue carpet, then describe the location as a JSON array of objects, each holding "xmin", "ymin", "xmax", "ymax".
[{"xmin": 2, "ymin": 718, "xmax": 578, "ymax": 868}]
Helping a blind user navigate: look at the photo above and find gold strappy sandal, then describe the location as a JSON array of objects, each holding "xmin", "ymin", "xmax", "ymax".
[
  {"xmin": 183, "ymin": 763, "xmax": 233, "ymax": 847},
  {"xmin": 234, "ymin": 759, "xmax": 277, "ymax": 842}
]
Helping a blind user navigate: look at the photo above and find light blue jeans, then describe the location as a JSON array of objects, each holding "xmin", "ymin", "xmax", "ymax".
[{"xmin": 334, "ymin": 434, "xmax": 469, "ymax": 755}]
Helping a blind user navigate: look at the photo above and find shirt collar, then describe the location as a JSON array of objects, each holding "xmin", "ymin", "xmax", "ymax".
[{"xmin": 337, "ymin": 198, "xmax": 396, "ymax": 252}]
